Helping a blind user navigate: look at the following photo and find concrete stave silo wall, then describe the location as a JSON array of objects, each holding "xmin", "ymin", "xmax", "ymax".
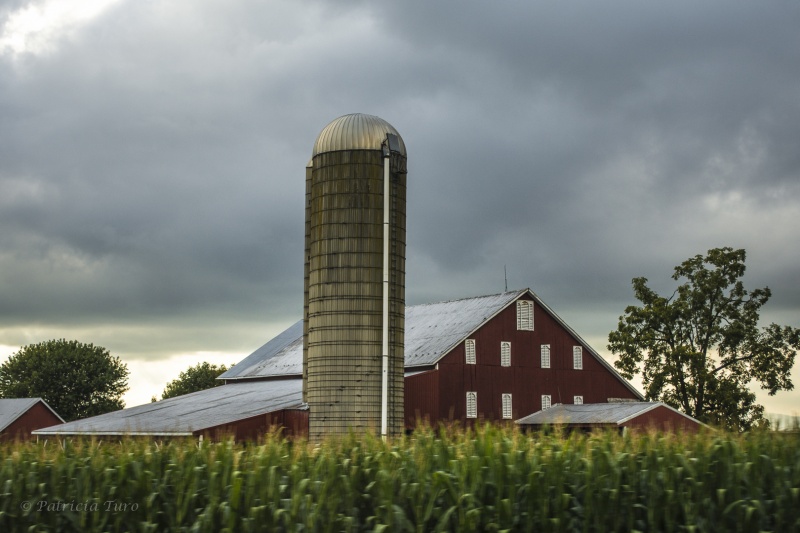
[{"xmin": 305, "ymin": 146, "xmax": 405, "ymax": 439}]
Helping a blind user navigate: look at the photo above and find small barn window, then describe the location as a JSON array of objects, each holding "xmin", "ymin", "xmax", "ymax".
[
  {"xmin": 540, "ymin": 344, "xmax": 551, "ymax": 368},
  {"xmin": 574, "ymin": 396, "xmax": 583, "ymax": 405},
  {"xmin": 466, "ymin": 392, "xmax": 477, "ymax": 418},
  {"xmin": 500, "ymin": 342, "xmax": 511, "ymax": 367},
  {"xmin": 465, "ymin": 339, "xmax": 476, "ymax": 365},
  {"xmin": 573, "ymin": 346, "xmax": 583, "ymax": 370},
  {"xmin": 541, "ymin": 395, "xmax": 551, "ymax": 410},
  {"xmin": 502, "ymin": 393, "xmax": 512, "ymax": 419},
  {"xmin": 516, "ymin": 300, "xmax": 533, "ymax": 331}
]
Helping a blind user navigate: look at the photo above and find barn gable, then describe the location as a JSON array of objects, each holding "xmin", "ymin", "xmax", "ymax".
[
  {"xmin": 0, "ymin": 398, "xmax": 64, "ymax": 440},
  {"xmin": 405, "ymin": 290, "xmax": 643, "ymax": 426}
]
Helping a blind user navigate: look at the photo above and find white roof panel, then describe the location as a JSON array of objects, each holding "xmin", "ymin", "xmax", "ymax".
[
  {"xmin": 220, "ymin": 290, "xmax": 526, "ymax": 380},
  {"xmin": 516, "ymin": 402, "xmax": 664, "ymax": 426},
  {"xmin": 403, "ymin": 290, "xmax": 525, "ymax": 367},
  {"xmin": 219, "ymin": 321, "xmax": 303, "ymax": 380}
]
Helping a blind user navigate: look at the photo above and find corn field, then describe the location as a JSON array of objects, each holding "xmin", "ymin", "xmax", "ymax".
[{"xmin": 1, "ymin": 426, "xmax": 798, "ymax": 532}]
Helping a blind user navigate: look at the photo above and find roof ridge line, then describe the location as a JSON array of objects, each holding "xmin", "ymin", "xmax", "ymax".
[{"xmin": 408, "ymin": 288, "xmax": 527, "ymax": 308}]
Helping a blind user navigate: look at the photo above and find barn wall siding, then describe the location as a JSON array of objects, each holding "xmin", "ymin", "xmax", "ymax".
[
  {"xmin": 275, "ymin": 409, "xmax": 310, "ymax": 438},
  {"xmin": 404, "ymin": 370, "xmax": 440, "ymax": 429},
  {"xmin": 197, "ymin": 409, "xmax": 309, "ymax": 441},
  {"xmin": 436, "ymin": 296, "xmax": 638, "ymax": 424}
]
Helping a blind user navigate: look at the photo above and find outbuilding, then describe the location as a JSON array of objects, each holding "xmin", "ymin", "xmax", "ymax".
[
  {"xmin": 34, "ymin": 380, "xmax": 307, "ymax": 440},
  {"xmin": 515, "ymin": 402, "xmax": 706, "ymax": 433},
  {"xmin": 0, "ymin": 398, "xmax": 64, "ymax": 440}
]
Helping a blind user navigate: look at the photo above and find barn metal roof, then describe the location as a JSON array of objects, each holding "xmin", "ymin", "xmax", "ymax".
[
  {"xmin": 515, "ymin": 402, "xmax": 701, "ymax": 426},
  {"xmin": 220, "ymin": 320, "xmax": 304, "ymax": 379},
  {"xmin": 0, "ymin": 398, "xmax": 64, "ymax": 432},
  {"xmin": 312, "ymin": 113, "xmax": 407, "ymax": 156},
  {"xmin": 219, "ymin": 290, "xmax": 528, "ymax": 380},
  {"xmin": 404, "ymin": 290, "xmax": 527, "ymax": 367},
  {"xmin": 219, "ymin": 289, "xmax": 641, "ymax": 399},
  {"xmin": 33, "ymin": 380, "xmax": 303, "ymax": 437}
]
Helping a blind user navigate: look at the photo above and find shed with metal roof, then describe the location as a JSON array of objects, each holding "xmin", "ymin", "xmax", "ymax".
[
  {"xmin": 34, "ymin": 380, "xmax": 306, "ymax": 440},
  {"xmin": 515, "ymin": 402, "xmax": 705, "ymax": 433},
  {"xmin": 0, "ymin": 398, "xmax": 64, "ymax": 440}
]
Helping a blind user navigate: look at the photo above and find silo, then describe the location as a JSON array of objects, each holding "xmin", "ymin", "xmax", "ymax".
[{"xmin": 303, "ymin": 113, "xmax": 406, "ymax": 439}]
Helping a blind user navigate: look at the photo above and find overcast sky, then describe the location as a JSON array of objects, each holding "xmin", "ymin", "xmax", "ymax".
[{"xmin": 2, "ymin": 0, "xmax": 799, "ymax": 414}]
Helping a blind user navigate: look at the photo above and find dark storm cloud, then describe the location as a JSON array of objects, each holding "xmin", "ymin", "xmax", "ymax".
[
  {"xmin": 373, "ymin": 1, "xmax": 800, "ymax": 311},
  {"xmin": 1, "ymin": 0, "xmax": 799, "ymax": 413}
]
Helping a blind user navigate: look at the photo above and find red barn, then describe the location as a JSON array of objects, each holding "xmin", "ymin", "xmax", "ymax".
[
  {"xmin": 37, "ymin": 289, "xmax": 680, "ymax": 440},
  {"xmin": 221, "ymin": 289, "xmax": 644, "ymax": 431},
  {"xmin": 402, "ymin": 289, "xmax": 642, "ymax": 428},
  {"xmin": 0, "ymin": 398, "xmax": 64, "ymax": 441}
]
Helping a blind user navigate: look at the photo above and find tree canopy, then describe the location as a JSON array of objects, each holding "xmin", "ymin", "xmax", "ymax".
[
  {"xmin": 0, "ymin": 339, "xmax": 129, "ymax": 422},
  {"xmin": 159, "ymin": 362, "xmax": 229, "ymax": 400},
  {"xmin": 608, "ymin": 247, "xmax": 799, "ymax": 432}
]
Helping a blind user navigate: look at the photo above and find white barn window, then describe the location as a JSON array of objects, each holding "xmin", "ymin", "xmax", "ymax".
[
  {"xmin": 516, "ymin": 300, "xmax": 533, "ymax": 331},
  {"xmin": 500, "ymin": 342, "xmax": 511, "ymax": 367},
  {"xmin": 574, "ymin": 396, "xmax": 583, "ymax": 405},
  {"xmin": 502, "ymin": 393, "xmax": 512, "ymax": 419},
  {"xmin": 541, "ymin": 395, "xmax": 551, "ymax": 410},
  {"xmin": 465, "ymin": 339, "xmax": 476, "ymax": 365},
  {"xmin": 573, "ymin": 346, "xmax": 583, "ymax": 370},
  {"xmin": 540, "ymin": 344, "xmax": 551, "ymax": 368},
  {"xmin": 466, "ymin": 392, "xmax": 477, "ymax": 418}
]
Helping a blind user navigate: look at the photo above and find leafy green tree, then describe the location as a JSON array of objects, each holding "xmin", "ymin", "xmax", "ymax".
[
  {"xmin": 0, "ymin": 339, "xmax": 129, "ymax": 422},
  {"xmin": 159, "ymin": 362, "xmax": 229, "ymax": 400},
  {"xmin": 608, "ymin": 247, "xmax": 799, "ymax": 432}
]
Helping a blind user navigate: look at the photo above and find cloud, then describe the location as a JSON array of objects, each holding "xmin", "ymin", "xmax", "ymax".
[
  {"xmin": 1, "ymin": 0, "xmax": 798, "ymax": 412},
  {"xmin": 0, "ymin": 0, "xmax": 124, "ymax": 56}
]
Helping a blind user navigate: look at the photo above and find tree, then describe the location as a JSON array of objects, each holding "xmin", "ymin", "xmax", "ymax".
[
  {"xmin": 159, "ymin": 362, "xmax": 229, "ymax": 400},
  {"xmin": 0, "ymin": 339, "xmax": 129, "ymax": 422},
  {"xmin": 608, "ymin": 247, "xmax": 799, "ymax": 432}
]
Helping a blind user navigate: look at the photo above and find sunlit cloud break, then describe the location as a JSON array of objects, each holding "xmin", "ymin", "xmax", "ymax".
[{"xmin": 0, "ymin": 0, "xmax": 123, "ymax": 56}]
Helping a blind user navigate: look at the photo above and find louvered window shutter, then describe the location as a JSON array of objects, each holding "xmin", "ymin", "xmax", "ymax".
[
  {"xmin": 502, "ymin": 394, "xmax": 512, "ymax": 419},
  {"xmin": 465, "ymin": 339, "xmax": 476, "ymax": 364},
  {"xmin": 501, "ymin": 342, "xmax": 511, "ymax": 367},
  {"xmin": 466, "ymin": 392, "xmax": 477, "ymax": 418}
]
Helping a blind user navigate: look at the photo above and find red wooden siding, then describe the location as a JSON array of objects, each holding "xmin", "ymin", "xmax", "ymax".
[
  {"xmin": 405, "ymin": 370, "xmax": 439, "ymax": 429},
  {"xmin": 267, "ymin": 409, "xmax": 309, "ymax": 438},
  {"xmin": 1, "ymin": 402, "xmax": 63, "ymax": 441},
  {"xmin": 434, "ymin": 296, "xmax": 639, "ymax": 425},
  {"xmin": 197, "ymin": 409, "xmax": 309, "ymax": 441}
]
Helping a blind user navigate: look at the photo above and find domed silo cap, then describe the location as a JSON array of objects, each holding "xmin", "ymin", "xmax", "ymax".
[{"xmin": 313, "ymin": 113, "xmax": 406, "ymax": 157}]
